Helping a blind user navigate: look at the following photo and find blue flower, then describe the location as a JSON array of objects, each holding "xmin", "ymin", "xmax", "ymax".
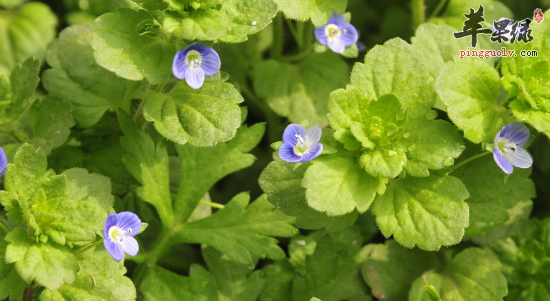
[
  {"xmin": 314, "ymin": 12, "xmax": 358, "ymax": 53},
  {"xmin": 279, "ymin": 124, "xmax": 323, "ymax": 163},
  {"xmin": 493, "ymin": 122, "xmax": 533, "ymax": 174},
  {"xmin": 103, "ymin": 211, "xmax": 141, "ymax": 261},
  {"xmin": 0, "ymin": 147, "xmax": 6, "ymax": 177},
  {"xmin": 173, "ymin": 43, "xmax": 221, "ymax": 89}
]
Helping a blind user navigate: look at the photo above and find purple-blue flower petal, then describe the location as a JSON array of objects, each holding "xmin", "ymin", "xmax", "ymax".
[
  {"xmin": 505, "ymin": 147, "xmax": 533, "ymax": 168},
  {"xmin": 185, "ymin": 66, "xmax": 205, "ymax": 89},
  {"xmin": 104, "ymin": 238, "xmax": 125, "ymax": 261},
  {"xmin": 0, "ymin": 147, "xmax": 7, "ymax": 177},
  {"xmin": 500, "ymin": 122, "xmax": 530, "ymax": 148},
  {"xmin": 493, "ymin": 148, "xmax": 513, "ymax": 174},
  {"xmin": 121, "ymin": 236, "xmax": 139, "ymax": 256},
  {"xmin": 327, "ymin": 37, "xmax": 346, "ymax": 53},
  {"xmin": 328, "ymin": 11, "xmax": 347, "ymax": 26},
  {"xmin": 282, "ymin": 124, "xmax": 307, "ymax": 145},
  {"xmin": 200, "ymin": 47, "xmax": 221, "ymax": 76},
  {"xmin": 279, "ymin": 143, "xmax": 302, "ymax": 163},
  {"xmin": 306, "ymin": 126, "xmax": 322, "ymax": 145},
  {"xmin": 339, "ymin": 23, "xmax": 359, "ymax": 47},
  {"xmin": 172, "ymin": 50, "xmax": 187, "ymax": 79},
  {"xmin": 301, "ymin": 143, "xmax": 323, "ymax": 162},
  {"xmin": 104, "ymin": 213, "xmax": 118, "ymax": 239},
  {"xmin": 116, "ymin": 211, "xmax": 142, "ymax": 236},
  {"xmin": 315, "ymin": 26, "xmax": 328, "ymax": 45}
]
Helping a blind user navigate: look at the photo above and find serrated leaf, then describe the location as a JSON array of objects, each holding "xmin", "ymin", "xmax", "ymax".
[
  {"xmin": 41, "ymin": 253, "xmax": 136, "ymax": 301},
  {"xmin": 164, "ymin": 0, "xmax": 277, "ymax": 42},
  {"xmin": 5, "ymin": 227, "xmax": 79, "ymax": 291},
  {"xmin": 0, "ymin": 233, "xmax": 26, "ymax": 300},
  {"xmin": 259, "ymin": 159, "xmax": 358, "ymax": 232},
  {"xmin": 371, "ymin": 175, "xmax": 469, "ymax": 250},
  {"xmin": 43, "ymin": 25, "xmax": 148, "ymax": 127},
  {"xmin": 361, "ymin": 240, "xmax": 438, "ymax": 301},
  {"xmin": 259, "ymin": 260, "xmax": 295, "ymax": 301},
  {"xmin": 62, "ymin": 168, "xmax": 115, "ymax": 213},
  {"xmin": 173, "ymin": 193, "xmax": 295, "ymax": 265},
  {"xmin": 190, "ymin": 246, "xmax": 266, "ymax": 301},
  {"xmin": 92, "ymin": 8, "xmax": 176, "ymax": 84},
  {"xmin": 272, "ymin": 0, "xmax": 347, "ymax": 26},
  {"xmin": 252, "ymin": 52, "xmax": 349, "ymax": 125},
  {"xmin": 0, "ymin": 2, "xmax": 57, "ymax": 76},
  {"xmin": 350, "ymin": 38, "xmax": 435, "ymax": 118},
  {"xmin": 435, "ymin": 59, "xmax": 508, "ymax": 144},
  {"xmin": 453, "ymin": 154, "xmax": 535, "ymax": 236},
  {"xmin": 409, "ymin": 248, "xmax": 507, "ymax": 301},
  {"xmin": 173, "ymin": 123, "xmax": 264, "ymax": 223},
  {"xmin": 0, "ymin": 57, "xmax": 40, "ymax": 124},
  {"xmin": 291, "ymin": 227, "xmax": 368, "ymax": 301},
  {"xmin": 118, "ymin": 110, "xmax": 173, "ymax": 228},
  {"xmin": 411, "ymin": 23, "xmax": 474, "ymax": 79},
  {"xmin": 140, "ymin": 266, "xmax": 208, "ymax": 301},
  {"xmin": 28, "ymin": 96, "xmax": 75, "ymax": 155},
  {"xmin": 303, "ymin": 156, "xmax": 386, "ymax": 216},
  {"xmin": 143, "ymin": 81, "xmax": 243, "ymax": 146}
]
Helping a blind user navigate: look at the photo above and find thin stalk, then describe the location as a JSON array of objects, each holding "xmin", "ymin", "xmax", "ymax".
[
  {"xmin": 200, "ymin": 200, "xmax": 225, "ymax": 209},
  {"xmin": 285, "ymin": 18, "xmax": 302, "ymax": 50},
  {"xmin": 412, "ymin": 0, "xmax": 425, "ymax": 30},
  {"xmin": 133, "ymin": 100, "xmax": 146, "ymax": 125},
  {"xmin": 73, "ymin": 239, "xmax": 104, "ymax": 257},
  {"xmin": 271, "ymin": 13, "xmax": 284, "ymax": 59},
  {"xmin": 0, "ymin": 221, "xmax": 8, "ymax": 234},
  {"xmin": 429, "ymin": 0, "xmax": 448, "ymax": 19},
  {"xmin": 302, "ymin": 21, "xmax": 314, "ymax": 51},
  {"xmin": 133, "ymin": 228, "xmax": 175, "ymax": 287},
  {"xmin": 447, "ymin": 151, "xmax": 492, "ymax": 174},
  {"xmin": 240, "ymin": 83, "xmax": 281, "ymax": 143}
]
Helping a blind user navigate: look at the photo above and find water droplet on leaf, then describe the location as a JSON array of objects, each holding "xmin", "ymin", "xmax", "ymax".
[
  {"xmin": 408, "ymin": 144, "xmax": 416, "ymax": 151},
  {"xmin": 403, "ymin": 132, "xmax": 411, "ymax": 139},
  {"xmin": 248, "ymin": 265, "xmax": 255, "ymax": 270},
  {"xmin": 396, "ymin": 109, "xmax": 407, "ymax": 120},
  {"xmin": 425, "ymin": 110, "xmax": 438, "ymax": 120},
  {"xmin": 442, "ymin": 156, "xmax": 454, "ymax": 167},
  {"xmin": 388, "ymin": 150, "xmax": 397, "ymax": 156},
  {"xmin": 386, "ymin": 123, "xmax": 398, "ymax": 137}
]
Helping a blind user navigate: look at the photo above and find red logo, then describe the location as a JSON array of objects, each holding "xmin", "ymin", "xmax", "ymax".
[{"xmin": 534, "ymin": 8, "xmax": 544, "ymax": 24}]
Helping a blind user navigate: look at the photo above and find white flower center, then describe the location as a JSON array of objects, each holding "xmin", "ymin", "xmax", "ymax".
[
  {"xmin": 108, "ymin": 226, "xmax": 131, "ymax": 243},
  {"xmin": 293, "ymin": 134, "xmax": 308, "ymax": 156},
  {"xmin": 498, "ymin": 138, "xmax": 518, "ymax": 154},
  {"xmin": 186, "ymin": 50, "xmax": 202, "ymax": 69},
  {"xmin": 325, "ymin": 24, "xmax": 342, "ymax": 38}
]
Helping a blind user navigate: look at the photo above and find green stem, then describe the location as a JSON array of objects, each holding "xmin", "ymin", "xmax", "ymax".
[
  {"xmin": 412, "ymin": 0, "xmax": 425, "ymax": 30},
  {"xmin": 271, "ymin": 13, "xmax": 284, "ymax": 59},
  {"xmin": 240, "ymin": 83, "xmax": 281, "ymax": 143},
  {"xmin": 133, "ymin": 100, "xmax": 146, "ymax": 125},
  {"xmin": 280, "ymin": 44, "xmax": 314, "ymax": 63},
  {"xmin": 285, "ymin": 18, "xmax": 302, "ymax": 50},
  {"xmin": 302, "ymin": 21, "xmax": 314, "ymax": 51},
  {"xmin": 73, "ymin": 239, "xmax": 104, "ymax": 257},
  {"xmin": 0, "ymin": 221, "xmax": 8, "ymax": 234},
  {"xmin": 200, "ymin": 200, "xmax": 225, "ymax": 209},
  {"xmin": 447, "ymin": 151, "xmax": 492, "ymax": 174},
  {"xmin": 429, "ymin": 0, "xmax": 447, "ymax": 19},
  {"xmin": 133, "ymin": 228, "xmax": 175, "ymax": 287}
]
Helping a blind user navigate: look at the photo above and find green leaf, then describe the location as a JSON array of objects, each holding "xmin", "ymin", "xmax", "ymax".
[
  {"xmin": 190, "ymin": 246, "xmax": 266, "ymax": 301},
  {"xmin": 437, "ymin": 0, "xmax": 513, "ymax": 33},
  {"xmin": 62, "ymin": 168, "xmax": 115, "ymax": 213},
  {"xmin": 163, "ymin": 0, "xmax": 277, "ymax": 42},
  {"xmin": 400, "ymin": 118, "xmax": 464, "ymax": 177},
  {"xmin": 291, "ymin": 227, "xmax": 368, "ymax": 301},
  {"xmin": 361, "ymin": 240, "xmax": 438, "ymax": 301},
  {"xmin": 41, "ymin": 254, "xmax": 136, "ymax": 301},
  {"xmin": 140, "ymin": 266, "xmax": 208, "ymax": 301},
  {"xmin": 435, "ymin": 59, "xmax": 508, "ymax": 144},
  {"xmin": 259, "ymin": 159, "xmax": 358, "ymax": 232},
  {"xmin": 0, "ymin": 2, "xmax": 57, "ymax": 76},
  {"xmin": 28, "ymin": 96, "xmax": 75, "ymax": 155},
  {"xmin": 259, "ymin": 260, "xmax": 295, "ymax": 301},
  {"xmin": 118, "ymin": 110, "xmax": 173, "ymax": 228},
  {"xmin": 409, "ymin": 248, "xmax": 507, "ymax": 301},
  {"xmin": 272, "ymin": 0, "xmax": 348, "ymax": 26},
  {"xmin": 252, "ymin": 52, "xmax": 349, "ymax": 125},
  {"xmin": 303, "ymin": 156, "xmax": 386, "ymax": 216},
  {"xmin": 173, "ymin": 122, "xmax": 264, "ymax": 223},
  {"xmin": 143, "ymin": 81, "xmax": 243, "ymax": 146},
  {"xmin": 0, "ymin": 144, "xmax": 105, "ymax": 245},
  {"xmin": 453, "ymin": 154, "xmax": 535, "ymax": 236},
  {"xmin": 92, "ymin": 8, "xmax": 176, "ymax": 84},
  {"xmin": 350, "ymin": 38, "xmax": 435, "ymax": 118},
  {"xmin": 0, "ymin": 232, "xmax": 26, "ymax": 300},
  {"xmin": 173, "ymin": 193, "xmax": 295, "ymax": 265},
  {"xmin": 0, "ymin": 57, "xmax": 40, "ymax": 124},
  {"xmin": 371, "ymin": 175, "xmax": 469, "ymax": 250},
  {"xmin": 410, "ymin": 23, "xmax": 473, "ymax": 79},
  {"xmin": 43, "ymin": 25, "xmax": 148, "ymax": 127},
  {"xmin": 5, "ymin": 227, "xmax": 79, "ymax": 291}
]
